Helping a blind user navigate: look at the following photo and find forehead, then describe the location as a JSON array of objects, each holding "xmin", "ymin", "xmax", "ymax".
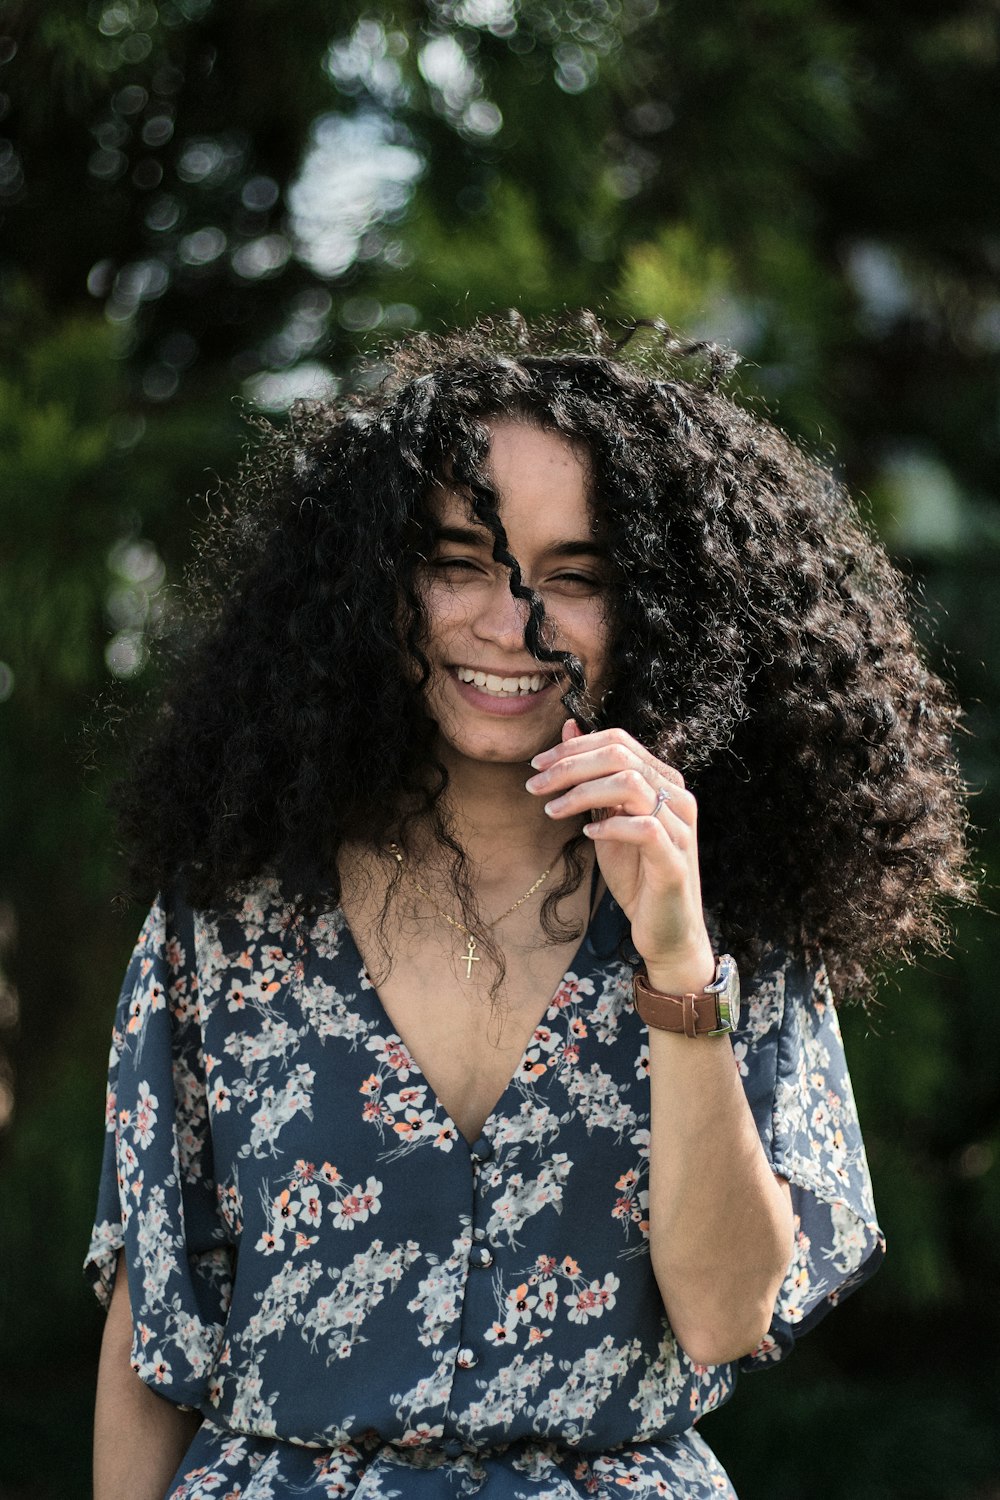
[{"xmin": 432, "ymin": 420, "xmax": 598, "ymax": 536}]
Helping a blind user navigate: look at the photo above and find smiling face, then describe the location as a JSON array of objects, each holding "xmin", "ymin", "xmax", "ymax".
[{"xmin": 415, "ymin": 420, "xmax": 612, "ymax": 768}]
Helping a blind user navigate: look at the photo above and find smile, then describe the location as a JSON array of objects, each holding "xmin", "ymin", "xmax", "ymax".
[{"xmin": 453, "ymin": 666, "xmax": 556, "ymax": 697}]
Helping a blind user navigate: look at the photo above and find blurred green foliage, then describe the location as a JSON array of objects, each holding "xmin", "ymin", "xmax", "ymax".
[{"xmin": 1, "ymin": 1, "xmax": 998, "ymax": 1496}]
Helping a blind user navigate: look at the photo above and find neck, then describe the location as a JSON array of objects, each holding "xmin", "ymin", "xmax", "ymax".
[{"xmin": 422, "ymin": 743, "xmax": 584, "ymax": 879}]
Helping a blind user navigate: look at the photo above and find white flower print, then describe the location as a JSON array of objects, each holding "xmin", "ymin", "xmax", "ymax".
[
  {"xmin": 485, "ymin": 1153, "xmax": 573, "ymax": 1248},
  {"xmin": 240, "ymin": 1062, "xmax": 315, "ymax": 1158},
  {"xmin": 131, "ymin": 1080, "xmax": 158, "ymax": 1149},
  {"xmin": 299, "ymin": 1239, "xmax": 422, "ymax": 1359},
  {"xmin": 405, "ymin": 1229, "xmax": 470, "ymax": 1348},
  {"xmin": 298, "ymin": 977, "xmax": 371, "ymax": 1045},
  {"xmin": 364, "ymin": 1033, "xmax": 417, "ymax": 1081},
  {"xmin": 564, "ymin": 1272, "xmax": 619, "ymax": 1324},
  {"xmin": 330, "ymin": 1176, "xmax": 382, "ymax": 1230}
]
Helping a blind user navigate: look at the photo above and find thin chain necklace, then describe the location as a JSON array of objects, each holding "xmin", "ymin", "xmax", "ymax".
[{"xmin": 387, "ymin": 842, "xmax": 553, "ymax": 980}]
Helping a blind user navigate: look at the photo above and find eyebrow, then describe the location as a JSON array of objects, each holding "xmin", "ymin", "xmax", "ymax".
[{"xmin": 430, "ymin": 524, "xmax": 608, "ymax": 559}]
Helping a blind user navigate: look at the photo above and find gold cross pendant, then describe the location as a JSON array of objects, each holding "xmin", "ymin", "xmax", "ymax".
[{"xmin": 461, "ymin": 936, "xmax": 481, "ymax": 980}]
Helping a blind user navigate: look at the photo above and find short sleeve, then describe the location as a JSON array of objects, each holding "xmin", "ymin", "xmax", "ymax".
[
  {"xmin": 734, "ymin": 949, "xmax": 885, "ymax": 1370},
  {"xmin": 83, "ymin": 894, "xmax": 233, "ymax": 1408}
]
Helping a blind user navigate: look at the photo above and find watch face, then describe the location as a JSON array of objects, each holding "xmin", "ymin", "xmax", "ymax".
[{"xmin": 711, "ymin": 955, "xmax": 741, "ymax": 1033}]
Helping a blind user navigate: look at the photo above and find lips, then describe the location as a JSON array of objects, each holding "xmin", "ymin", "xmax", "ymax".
[{"xmin": 448, "ymin": 664, "xmax": 562, "ymax": 715}]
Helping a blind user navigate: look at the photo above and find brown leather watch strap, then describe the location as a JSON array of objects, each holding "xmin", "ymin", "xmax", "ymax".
[{"xmin": 632, "ymin": 970, "xmax": 724, "ymax": 1037}]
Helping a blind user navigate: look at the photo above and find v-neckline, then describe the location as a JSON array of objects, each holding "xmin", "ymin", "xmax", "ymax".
[{"xmin": 337, "ymin": 865, "xmax": 609, "ymax": 1151}]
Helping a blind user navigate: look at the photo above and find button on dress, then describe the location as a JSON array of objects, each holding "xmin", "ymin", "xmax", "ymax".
[{"xmin": 85, "ymin": 880, "xmax": 884, "ymax": 1499}]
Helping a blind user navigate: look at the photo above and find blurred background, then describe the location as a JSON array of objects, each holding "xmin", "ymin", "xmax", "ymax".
[{"xmin": 1, "ymin": 2, "xmax": 998, "ymax": 1496}]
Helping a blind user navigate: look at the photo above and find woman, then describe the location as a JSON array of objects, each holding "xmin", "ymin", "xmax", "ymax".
[{"xmin": 86, "ymin": 314, "xmax": 969, "ymax": 1499}]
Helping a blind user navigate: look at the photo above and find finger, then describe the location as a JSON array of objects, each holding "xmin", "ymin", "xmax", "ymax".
[
  {"xmin": 529, "ymin": 745, "xmax": 655, "ymax": 796},
  {"xmin": 549, "ymin": 783, "xmax": 694, "ymax": 854},
  {"xmin": 544, "ymin": 772, "xmax": 694, "ymax": 840},
  {"xmin": 582, "ymin": 813, "xmax": 689, "ymax": 869},
  {"xmin": 532, "ymin": 726, "xmax": 686, "ymax": 791},
  {"xmin": 529, "ymin": 749, "xmax": 696, "ymax": 826},
  {"xmin": 542, "ymin": 768, "xmax": 653, "ymax": 820},
  {"xmin": 562, "ymin": 717, "xmax": 582, "ymax": 742}
]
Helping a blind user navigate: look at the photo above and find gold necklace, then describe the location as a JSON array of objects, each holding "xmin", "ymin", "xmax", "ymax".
[{"xmin": 388, "ymin": 843, "xmax": 553, "ymax": 980}]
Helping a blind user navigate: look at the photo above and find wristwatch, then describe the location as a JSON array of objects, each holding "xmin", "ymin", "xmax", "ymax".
[{"xmin": 633, "ymin": 954, "xmax": 741, "ymax": 1037}]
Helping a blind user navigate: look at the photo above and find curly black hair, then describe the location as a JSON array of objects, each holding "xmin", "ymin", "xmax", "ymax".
[{"xmin": 113, "ymin": 311, "xmax": 972, "ymax": 1001}]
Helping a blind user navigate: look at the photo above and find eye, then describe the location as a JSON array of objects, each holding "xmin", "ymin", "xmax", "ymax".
[
  {"xmin": 428, "ymin": 556, "xmax": 481, "ymax": 573},
  {"xmin": 546, "ymin": 572, "xmax": 604, "ymax": 592}
]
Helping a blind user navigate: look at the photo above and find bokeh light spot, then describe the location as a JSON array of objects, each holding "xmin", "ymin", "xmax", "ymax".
[
  {"xmin": 232, "ymin": 234, "xmax": 291, "ymax": 280},
  {"xmin": 142, "ymin": 114, "xmax": 175, "ymax": 148},
  {"xmin": 244, "ymin": 362, "xmax": 339, "ymax": 412},
  {"xmin": 179, "ymin": 226, "xmax": 227, "ymax": 265},
  {"xmin": 105, "ymin": 631, "xmax": 148, "ymax": 678},
  {"xmin": 113, "ymin": 84, "xmax": 149, "ymax": 114},
  {"xmin": 241, "ymin": 175, "xmax": 280, "ymax": 212}
]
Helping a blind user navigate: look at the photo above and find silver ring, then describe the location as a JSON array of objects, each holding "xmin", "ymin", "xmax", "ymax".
[{"xmin": 651, "ymin": 785, "xmax": 670, "ymax": 818}]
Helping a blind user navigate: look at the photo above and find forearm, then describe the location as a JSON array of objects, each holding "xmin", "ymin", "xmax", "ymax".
[
  {"xmin": 94, "ymin": 1252, "xmax": 202, "ymax": 1500},
  {"xmin": 645, "ymin": 992, "xmax": 794, "ymax": 1366}
]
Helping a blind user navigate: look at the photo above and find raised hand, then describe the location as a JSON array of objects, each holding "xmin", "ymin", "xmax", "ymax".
[{"xmin": 525, "ymin": 720, "xmax": 715, "ymax": 993}]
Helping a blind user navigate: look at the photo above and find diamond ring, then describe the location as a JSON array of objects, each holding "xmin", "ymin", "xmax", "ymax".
[{"xmin": 651, "ymin": 786, "xmax": 670, "ymax": 818}]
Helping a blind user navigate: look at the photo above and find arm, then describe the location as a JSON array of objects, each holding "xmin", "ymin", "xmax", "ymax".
[
  {"xmin": 527, "ymin": 720, "xmax": 794, "ymax": 1365},
  {"xmin": 94, "ymin": 1251, "xmax": 202, "ymax": 1500},
  {"xmin": 642, "ymin": 990, "xmax": 793, "ymax": 1365}
]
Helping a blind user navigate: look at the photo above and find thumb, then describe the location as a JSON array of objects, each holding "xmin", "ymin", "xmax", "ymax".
[{"xmin": 562, "ymin": 717, "xmax": 582, "ymax": 742}]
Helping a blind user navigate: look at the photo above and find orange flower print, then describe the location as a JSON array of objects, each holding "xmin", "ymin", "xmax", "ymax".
[
  {"xmin": 518, "ymin": 1055, "xmax": 548, "ymax": 1080},
  {"xmin": 393, "ymin": 1109, "xmax": 432, "ymax": 1140}
]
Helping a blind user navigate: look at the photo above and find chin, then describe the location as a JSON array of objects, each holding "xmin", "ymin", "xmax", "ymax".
[
  {"xmin": 430, "ymin": 706, "xmax": 561, "ymax": 764},
  {"xmin": 440, "ymin": 725, "xmax": 552, "ymax": 766}
]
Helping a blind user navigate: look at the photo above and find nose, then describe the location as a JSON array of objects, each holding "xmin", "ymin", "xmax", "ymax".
[{"xmin": 472, "ymin": 574, "xmax": 532, "ymax": 648}]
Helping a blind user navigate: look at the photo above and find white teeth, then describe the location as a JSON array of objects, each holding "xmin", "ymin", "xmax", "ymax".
[{"xmin": 455, "ymin": 666, "xmax": 550, "ymax": 696}]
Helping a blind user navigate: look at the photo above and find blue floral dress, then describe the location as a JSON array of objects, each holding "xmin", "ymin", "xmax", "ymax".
[{"xmin": 85, "ymin": 879, "xmax": 884, "ymax": 1499}]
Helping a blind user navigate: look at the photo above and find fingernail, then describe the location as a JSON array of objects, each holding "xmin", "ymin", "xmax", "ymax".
[{"xmin": 530, "ymin": 751, "xmax": 553, "ymax": 769}]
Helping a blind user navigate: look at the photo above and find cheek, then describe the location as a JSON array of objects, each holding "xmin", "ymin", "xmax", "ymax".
[
  {"xmin": 419, "ymin": 583, "xmax": 474, "ymax": 653},
  {"xmin": 568, "ymin": 599, "xmax": 612, "ymax": 665}
]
